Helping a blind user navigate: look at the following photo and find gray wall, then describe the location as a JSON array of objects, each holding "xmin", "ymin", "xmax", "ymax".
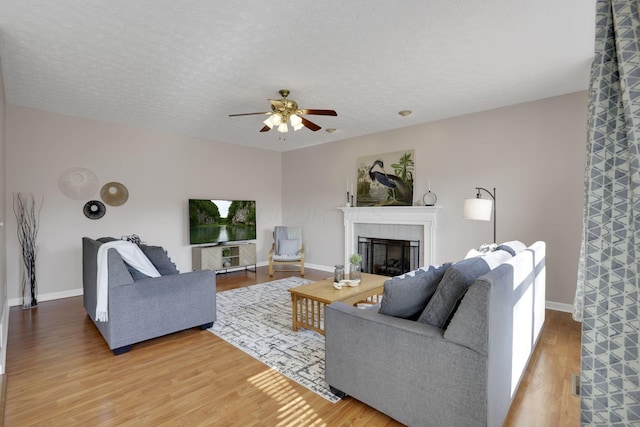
[
  {"xmin": 5, "ymin": 105, "xmax": 283, "ymax": 302},
  {"xmin": 0, "ymin": 52, "xmax": 7, "ymax": 372},
  {"xmin": 282, "ymin": 91, "xmax": 587, "ymax": 306},
  {"xmin": 4, "ymin": 91, "xmax": 586, "ymax": 307}
]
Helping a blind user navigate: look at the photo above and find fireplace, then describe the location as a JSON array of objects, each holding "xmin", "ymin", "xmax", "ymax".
[
  {"xmin": 359, "ymin": 237, "xmax": 420, "ymax": 276},
  {"xmin": 339, "ymin": 206, "xmax": 440, "ymax": 270}
]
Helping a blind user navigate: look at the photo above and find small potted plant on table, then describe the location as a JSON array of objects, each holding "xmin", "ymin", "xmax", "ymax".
[{"xmin": 349, "ymin": 253, "xmax": 362, "ymax": 282}]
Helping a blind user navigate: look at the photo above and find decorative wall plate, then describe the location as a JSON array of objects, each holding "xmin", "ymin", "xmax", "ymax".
[
  {"xmin": 423, "ymin": 191, "xmax": 437, "ymax": 206},
  {"xmin": 83, "ymin": 200, "xmax": 106, "ymax": 220},
  {"xmin": 59, "ymin": 167, "xmax": 99, "ymax": 200},
  {"xmin": 100, "ymin": 182, "xmax": 129, "ymax": 206}
]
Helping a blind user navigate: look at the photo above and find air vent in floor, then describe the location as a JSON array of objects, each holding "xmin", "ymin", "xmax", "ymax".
[{"xmin": 572, "ymin": 374, "xmax": 580, "ymax": 396}]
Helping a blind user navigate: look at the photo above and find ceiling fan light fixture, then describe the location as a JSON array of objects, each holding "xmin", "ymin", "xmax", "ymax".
[
  {"xmin": 269, "ymin": 113, "xmax": 283, "ymax": 126},
  {"xmin": 289, "ymin": 113, "xmax": 302, "ymax": 126},
  {"xmin": 289, "ymin": 114, "xmax": 304, "ymax": 131},
  {"xmin": 277, "ymin": 122, "xmax": 289, "ymax": 133},
  {"xmin": 262, "ymin": 118, "xmax": 274, "ymax": 129}
]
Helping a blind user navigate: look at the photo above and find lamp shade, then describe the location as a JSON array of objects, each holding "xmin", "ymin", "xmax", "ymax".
[{"xmin": 464, "ymin": 198, "xmax": 492, "ymax": 221}]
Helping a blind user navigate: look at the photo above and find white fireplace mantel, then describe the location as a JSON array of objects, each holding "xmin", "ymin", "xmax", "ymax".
[{"xmin": 339, "ymin": 206, "xmax": 440, "ymax": 269}]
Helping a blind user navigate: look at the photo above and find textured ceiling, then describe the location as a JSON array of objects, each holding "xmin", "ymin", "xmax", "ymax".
[{"xmin": 0, "ymin": 1, "xmax": 595, "ymax": 152}]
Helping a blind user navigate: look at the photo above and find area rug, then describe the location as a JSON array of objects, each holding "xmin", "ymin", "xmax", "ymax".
[{"xmin": 208, "ymin": 277, "xmax": 341, "ymax": 403}]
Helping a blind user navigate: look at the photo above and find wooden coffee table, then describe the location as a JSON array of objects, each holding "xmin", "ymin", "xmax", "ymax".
[{"xmin": 288, "ymin": 272, "xmax": 387, "ymax": 335}]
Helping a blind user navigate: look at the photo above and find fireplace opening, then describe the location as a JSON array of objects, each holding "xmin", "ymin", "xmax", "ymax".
[{"xmin": 358, "ymin": 236, "xmax": 420, "ymax": 277}]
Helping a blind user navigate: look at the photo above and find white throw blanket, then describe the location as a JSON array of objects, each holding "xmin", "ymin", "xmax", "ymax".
[{"xmin": 95, "ymin": 240, "xmax": 160, "ymax": 322}]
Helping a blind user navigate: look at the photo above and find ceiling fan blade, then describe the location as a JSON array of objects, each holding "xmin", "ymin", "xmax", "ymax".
[
  {"xmin": 259, "ymin": 125, "xmax": 271, "ymax": 132},
  {"xmin": 297, "ymin": 109, "xmax": 337, "ymax": 116},
  {"xmin": 228, "ymin": 112, "xmax": 270, "ymax": 117},
  {"xmin": 300, "ymin": 117, "xmax": 321, "ymax": 132}
]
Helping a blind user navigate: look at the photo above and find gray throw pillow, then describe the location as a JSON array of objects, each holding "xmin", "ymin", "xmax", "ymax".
[
  {"xmin": 124, "ymin": 262, "xmax": 150, "ymax": 280},
  {"xmin": 379, "ymin": 263, "xmax": 451, "ymax": 320},
  {"xmin": 418, "ymin": 250, "xmax": 512, "ymax": 328},
  {"xmin": 96, "ymin": 236, "xmax": 118, "ymax": 243},
  {"xmin": 139, "ymin": 245, "xmax": 179, "ymax": 275}
]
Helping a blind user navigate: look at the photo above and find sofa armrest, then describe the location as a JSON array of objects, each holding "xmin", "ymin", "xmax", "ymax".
[
  {"xmin": 107, "ymin": 270, "xmax": 216, "ymax": 349},
  {"xmin": 325, "ymin": 302, "xmax": 487, "ymax": 427}
]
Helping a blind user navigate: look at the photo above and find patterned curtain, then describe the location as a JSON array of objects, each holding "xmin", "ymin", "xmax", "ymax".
[{"xmin": 574, "ymin": 0, "xmax": 640, "ymax": 424}]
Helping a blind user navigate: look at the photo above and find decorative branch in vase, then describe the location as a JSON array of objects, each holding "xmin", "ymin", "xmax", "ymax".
[{"xmin": 13, "ymin": 193, "xmax": 43, "ymax": 309}]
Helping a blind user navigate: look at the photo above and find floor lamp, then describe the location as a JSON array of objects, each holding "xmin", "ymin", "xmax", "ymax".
[{"xmin": 463, "ymin": 187, "xmax": 496, "ymax": 243}]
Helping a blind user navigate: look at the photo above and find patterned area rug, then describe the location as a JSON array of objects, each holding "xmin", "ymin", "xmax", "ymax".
[{"xmin": 209, "ymin": 277, "xmax": 341, "ymax": 403}]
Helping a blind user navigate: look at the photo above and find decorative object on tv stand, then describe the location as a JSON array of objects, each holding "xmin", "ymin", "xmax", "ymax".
[
  {"xmin": 349, "ymin": 253, "xmax": 362, "ymax": 282},
  {"xmin": 83, "ymin": 200, "xmax": 106, "ymax": 220},
  {"xmin": 58, "ymin": 166, "xmax": 99, "ymax": 200},
  {"xmin": 356, "ymin": 150, "xmax": 414, "ymax": 207},
  {"xmin": 463, "ymin": 187, "xmax": 496, "ymax": 243},
  {"xmin": 13, "ymin": 193, "xmax": 43, "ymax": 309},
  {"xmin": 100, "ymin": 181, "xmax": 129, "ymax": 206}
]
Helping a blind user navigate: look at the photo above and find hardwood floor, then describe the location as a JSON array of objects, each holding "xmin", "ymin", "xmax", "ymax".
[{"xmin": 4, "ymin": 267, "xmax": 581, "ymax": 426}]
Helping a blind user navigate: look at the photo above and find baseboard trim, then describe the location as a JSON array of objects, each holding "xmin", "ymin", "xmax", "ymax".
[
  {"xmin": 8, "ymin": 288, "xmax": 83, "ymax": 307},
  {"xmin": 0, "ymin": 300, "xmax": 8, "ymax": 374},
  {"xmin": 546, "ymin": 301, "xmax": 574, "ymax": 313},
  {"xmin": 6, "ymin": 276, "xmax": 576, "ymax": 316},
  {"xmin": 302, "ymin": 263, "xmax": 333, "ymax": 273}
]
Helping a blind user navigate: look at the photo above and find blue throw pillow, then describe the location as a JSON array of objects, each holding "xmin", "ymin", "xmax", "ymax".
[{"xmin": 379, "ymin": 263, "xmax": 451, "ymax": 320}]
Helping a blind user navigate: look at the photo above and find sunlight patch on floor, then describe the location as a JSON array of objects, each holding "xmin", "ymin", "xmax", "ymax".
[{"xmin": 248, "ymin": 368, "xmax": 326, "ymax": 426}]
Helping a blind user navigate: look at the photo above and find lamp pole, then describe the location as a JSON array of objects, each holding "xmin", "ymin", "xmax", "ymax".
[{"xmin": 475, "ymin": 187, "xmax": 496, "ymax": 243}]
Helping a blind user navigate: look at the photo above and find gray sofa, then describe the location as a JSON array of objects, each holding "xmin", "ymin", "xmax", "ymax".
[
  {"xmin": 82, "ymin": 237, "xmax": 217, "ymax": 354},
  {"xmin": 325, "ymin": 241, "xmax": 546, "ymax": 427}
]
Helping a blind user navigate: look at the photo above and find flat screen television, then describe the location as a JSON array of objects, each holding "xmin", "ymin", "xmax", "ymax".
[{"xmin": 189, "ymin": 199, "xmax": 257, "ymax": 245}]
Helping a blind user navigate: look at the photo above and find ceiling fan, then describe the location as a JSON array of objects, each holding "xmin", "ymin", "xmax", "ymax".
[{"xmin": 229, "ymin": 89, "xmax": 337, "ymax": 133}]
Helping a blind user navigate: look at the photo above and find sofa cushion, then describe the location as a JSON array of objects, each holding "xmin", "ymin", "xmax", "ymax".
[
  {"xmin": 418, "ymin": 250, "xmax": 512, "ymax": 328},
  {"xmin": 139, "ymin": 245, "xmax": 179, "ymax": 275},
  {"xmin": 277, "ymin": 238, "xmax": 300, "ymax": 256},
  {"xmin": 379, "ymin": 263, "xmax": 451, "ymax": 319}
]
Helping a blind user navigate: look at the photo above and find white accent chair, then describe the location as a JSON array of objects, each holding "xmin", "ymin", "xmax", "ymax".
[{"xmin": 268, "ymin": 226, "xmax": 305, "ymax": 276}]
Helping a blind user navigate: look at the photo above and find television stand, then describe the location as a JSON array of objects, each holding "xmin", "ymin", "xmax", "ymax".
[{"xmin": 192, "ymin": 243, "xmax": 256, "ymax": 273}]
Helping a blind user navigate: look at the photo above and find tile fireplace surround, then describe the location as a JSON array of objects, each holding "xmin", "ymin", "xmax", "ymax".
[{"xmin": 339, "ymin": 206, "xmax": 440, "ymax": 270}]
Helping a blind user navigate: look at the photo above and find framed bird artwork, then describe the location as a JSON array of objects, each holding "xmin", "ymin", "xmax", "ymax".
[{"xmin": 356, "ymin": 150, "xmax": 415, "ymax": 207}]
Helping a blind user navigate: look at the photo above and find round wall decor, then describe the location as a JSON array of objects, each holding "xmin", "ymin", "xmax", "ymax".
[
  {"xmin": 83, "ymin": 200, "xmax": 106, "ymax": 220},
  {"xmin": 100, "ymin": 182, "xmax": 129, "ymax": 206},
  {"xmin": 59, "ymin": 167, "xmax": 99, "ymax": 200}
]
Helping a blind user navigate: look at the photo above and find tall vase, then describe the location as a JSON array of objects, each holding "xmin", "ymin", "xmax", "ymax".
[
  {"xmin": 22, "ymin": 255, "xmax": 37, "ymax": 309},
  {"xmin": 350, "ymin": 262, "xmax": 362, "ymax": 282}
]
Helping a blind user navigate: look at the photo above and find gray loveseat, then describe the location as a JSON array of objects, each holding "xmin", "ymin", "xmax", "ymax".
[
  {"xmin": 82, "ymin": 237, "xmax": 217, "ymax": 354},
  {"xmin": 325, "ymin": 241, "xmax": 546, "ymax": 427}
]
